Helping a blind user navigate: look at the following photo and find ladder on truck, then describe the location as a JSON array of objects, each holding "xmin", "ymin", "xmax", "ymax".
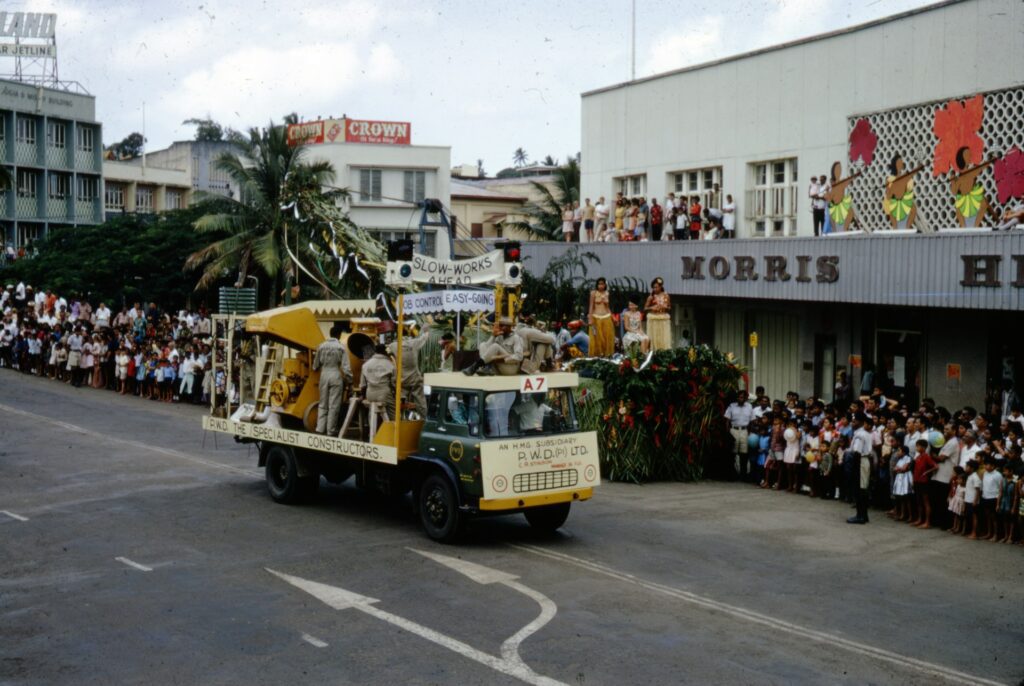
[
  {"xmin": 253, "ymin": 345, "xmax": 279, "ymax": 413},
  {"xmin": 210, "ymin": 313, "xmax": 240, "ymax": 418}
]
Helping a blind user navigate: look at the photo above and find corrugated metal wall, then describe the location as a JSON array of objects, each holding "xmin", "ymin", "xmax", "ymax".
[{"xmin": 523, "ymin": 232, "xmax": 1024, "ymax": 311}]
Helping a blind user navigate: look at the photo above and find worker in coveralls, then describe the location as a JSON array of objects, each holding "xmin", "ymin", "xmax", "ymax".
[
  {"xmin": 464, "ymin": 317, "xmax": 524, "ymax": 376},
  {"xmin": 312, "ymin": 325, "xmax": 346, "ymax": 435},
  {"xmin": 386, "ymin": 322, "xmax": 431, "ymax": 418}
]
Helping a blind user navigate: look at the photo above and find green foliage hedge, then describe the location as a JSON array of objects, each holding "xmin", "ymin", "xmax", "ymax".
[{"xmin": 575, "ymin": 346, "xmax": 744, "ymax": 482}]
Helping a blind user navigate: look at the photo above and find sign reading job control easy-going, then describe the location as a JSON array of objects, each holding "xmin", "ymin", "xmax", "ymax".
[
  {"xmin": 480, "ymin": 432, "xmax": 601, "ymax": 500},
  {"xmin": 402, "ymin": 289, "xmax": 496, "ymax": 315}
]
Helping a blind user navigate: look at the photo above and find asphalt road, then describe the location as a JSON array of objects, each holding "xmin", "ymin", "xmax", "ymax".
[{"xmin": 2, "ymin": 371, "xmax": 1022, "ymax": 686}]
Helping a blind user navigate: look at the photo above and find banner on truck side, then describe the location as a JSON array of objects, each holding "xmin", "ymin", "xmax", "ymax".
[
  {"xmin": 407, "ymin": 251, "xmax": 504, "ymax": 285},
  {"xmin": 479, "ymin": 431, "xmax": 600, "ymax": 500},
  {"xmin": 402, "ymin": 289, "xmax": 496, "ymax": 315},
  {"xmin": 202, "ymin": 415, "xmax": 398, "ymax": 465}
]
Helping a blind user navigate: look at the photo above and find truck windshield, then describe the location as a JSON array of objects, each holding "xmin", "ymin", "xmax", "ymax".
[{"xmin": 483, "ymin": 388, "xmax": 577, "ymax": 438}]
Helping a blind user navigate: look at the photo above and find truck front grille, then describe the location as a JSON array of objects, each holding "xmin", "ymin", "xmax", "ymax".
[{"xmin": 513, "ymin": 469, "xmax": 578, "ymax": 493}]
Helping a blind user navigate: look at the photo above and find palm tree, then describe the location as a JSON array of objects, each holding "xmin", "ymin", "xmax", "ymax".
[
  {"xmin": 186, "ymin": 119, "xmax": 384, "ymax": 305},
  {"xmin": 541, "ymin": 154, "xmax": 557, "ymax": 166},
  {"xmin": 509, "ymin": 158, "xmax": 581, "ymax": 240},
  {"xmin": 513, "ymin": 147, "xmax": 528, "ymax": 168}
]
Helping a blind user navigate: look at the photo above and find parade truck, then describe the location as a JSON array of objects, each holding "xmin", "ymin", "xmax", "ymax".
[{"xmin": 202, "ymin": 244, "xmax": 600, "ymax": 541}]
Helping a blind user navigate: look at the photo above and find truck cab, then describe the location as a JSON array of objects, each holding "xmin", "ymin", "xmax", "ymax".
[{"xmin": 410, "ymin": 372, "xmax": 599, "ymax": 540}]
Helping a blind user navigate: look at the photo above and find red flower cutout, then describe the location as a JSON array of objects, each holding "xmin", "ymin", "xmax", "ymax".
[
  {"xmin": 848, "ymin": 119, "xmax": 877, "ymax": 166},
  {"xmin": 993, "ymin": 147, "xmax": 1024, "ymax": 204},
  {"xmin": 932, "ymin": 94, "xmax": 985, "ymax": 177}
]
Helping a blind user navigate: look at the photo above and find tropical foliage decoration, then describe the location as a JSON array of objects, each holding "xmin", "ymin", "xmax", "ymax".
[{"xmin": 574, "ymin": 346, "xmax": 744, "ymax": 483}]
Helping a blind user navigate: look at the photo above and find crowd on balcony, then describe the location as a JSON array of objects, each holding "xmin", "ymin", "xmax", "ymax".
[
  {"xmin": 1, "ymin": 282, "xmax": 222, "ymax": 404},
  {"xmin": 723, "ymin": 381, "xmax": 1024, "ymax": 542},
  {"xmin": 563, "ymin": 190, "xmax": 737, "ymax": 243}
]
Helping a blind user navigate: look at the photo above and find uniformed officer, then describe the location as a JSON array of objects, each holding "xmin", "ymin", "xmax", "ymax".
[
  {"xmin": 312, "ymin": 329, "xmax": 346, "ymax": 435},
  {"xmin": 387, "ymin": 323, "xmax": 431, "ymax": 418},
  {"xmin": 360, "ymin": 344, "xmax": 396, "ymax": 428},
  {"xmin": 516, "ymin": 315, "xmax": 557, "ymax": 373},
  {"xmin": 464, "ymin": 317, "xmax": 523, "ymax": 376}
]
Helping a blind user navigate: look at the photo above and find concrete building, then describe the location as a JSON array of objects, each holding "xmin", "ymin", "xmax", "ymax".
[
  {"xmin": 101, "ymin": 160, "xmax": 192, "ymax": 215},
  {"xmin": 449, "ymin": 179, "xmax": 529, "ymax": 241},
  {"xmin": 130, "ymin": 140, "xmax": 240, "ymax": 201},
  {"xmin": 524, "ymin": 0, "xmax": 1024, "ymax": 411},
  {"xmin": 0, "ymin": 78, "xmax": 102, "ymax": 249},
  {"xmin": 289, "ymin": 117, "xmax": 451, "ymax": 259},
  {"xmin": 581, "ymin": 0, "xmax": 1023, "ymax": 238}
]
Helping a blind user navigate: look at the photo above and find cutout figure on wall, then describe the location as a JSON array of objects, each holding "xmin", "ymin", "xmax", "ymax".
[
  {"xmin": 827, "ymin": 161, "xmax": 862, "ymax": 232},
  {"xmin": 950, "ymin": 147, "xmax": 996, "ymax": 227},
  {"xmin": 883, "ymin": 154, "xmax": 925, "ymax": 230}
]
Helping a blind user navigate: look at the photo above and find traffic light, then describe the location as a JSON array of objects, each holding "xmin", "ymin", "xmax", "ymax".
[
  {"xmin": 385, "ymin": 239, "xmax": 415, "ymax": 287},
  {"xmin": 500, "ymin": 241, "xmax": 522, "ymax": 286}
]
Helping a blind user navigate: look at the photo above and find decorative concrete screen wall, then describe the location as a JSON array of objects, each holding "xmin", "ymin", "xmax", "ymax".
[{"xmin": 846, "ymin": 85, "xmax": 1024, "ymax": 232}]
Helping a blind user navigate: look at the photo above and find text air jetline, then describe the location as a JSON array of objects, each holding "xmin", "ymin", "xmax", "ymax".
[
  {"xmin": 511, "ymin": 544, "xmax": 1007, "ymax": 686},
  {"xmin": 266, "ymin": 565, "xmax": 566, "ymax": 686}
]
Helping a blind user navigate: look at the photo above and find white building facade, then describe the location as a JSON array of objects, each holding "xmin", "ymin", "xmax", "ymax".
[
  {"xmin": 288, "ymin": 118, "xmax": 451, "ymax": 259},
  {"xmin": 580, "ymin": 0, "xmax": 1024, "ymax": 238}
]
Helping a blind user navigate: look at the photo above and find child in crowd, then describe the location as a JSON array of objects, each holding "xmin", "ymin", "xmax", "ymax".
[
  {"xmin": 891, "ymin": 444, "xmax": 913, "ymax": 522},
  {"xmin": 134, "ymin": 350, "xmax": 146, "ymax": 396},
  {"xmin": 55, "ymin": 342, "xmax": 67, "ymax": 382},
  {"xmin": 802, "ymin": 420, "xmax": 820, "ymax": 496},
  {"xmin": 1016, "ymin": 473, "xmax": 1024, "ymax": 546},
  {"xmin": 912, "ymin": 438, "xmax": 937, "ymax": 528},
  {"xmin": 948, "ymin": 467, "xmax": 966, "ymax": 534},
  {"xmin": 762, "ymin": 414, "xmax": 784, "ymax": 489},
  {"xmin": 115, "ymin": 347, "xmax": 130, "ymax": 395},
  {"xmin": 161, "ymin": 358, "xmax": 176, "ymax": 402},
  {"xmin": 783, "ymin": 418, "xmax": 800, "ymax": 493},
  {"xmin": 996, "ymin": 462, "xmax": 1016, "ymax": 543},
  {"xmin": 755, "ymin": 419, "xmax": 771, "ymax": 487},
  {"xmin": 964, "ymin": 460, "xmax": 982, "ymax": 539}
]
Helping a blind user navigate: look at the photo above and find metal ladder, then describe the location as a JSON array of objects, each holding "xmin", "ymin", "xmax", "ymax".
[{"xmin": 254, "ymin": 345, "xmax": 278, "ymax": 413}]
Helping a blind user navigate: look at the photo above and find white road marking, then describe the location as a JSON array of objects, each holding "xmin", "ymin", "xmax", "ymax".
[
  {"xmin": 511, "ymin": 544, "xmax": 1006, "ymax": 686},
  {"xmin": 0, "ymin": 403, "xmax": 260, "ymax": 479},
  {"xmin": 115, "ymin": 557, "xmax": 153, "ymax": 572},
  {"xmin": 267, "ymin": 567, "xmax": 566, "ymax": 686},
  {"xmin": 1, "ymin": 510, "xmax": 29, "ymax": 521},
  {"xmin": 301, "ymin": 633, "xmax": 328, "ymax": 648},
  {"xmin": 409, "ymin": 548, "xmax": 558, "ymax": 669}
]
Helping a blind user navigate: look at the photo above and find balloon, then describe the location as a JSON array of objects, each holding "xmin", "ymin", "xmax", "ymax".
[
  {"xmin": 784, "ymin": 428, "xmax": 797, "ymax": 442},
  {"xmin": 747, "ymin": 434, "xmax": 760, "ymax": 450},
  {"xmin": 929, "ymin": 431, "xmax": 946, "ymax": 449}
]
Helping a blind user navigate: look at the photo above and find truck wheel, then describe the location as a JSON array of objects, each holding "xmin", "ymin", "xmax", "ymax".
[
  {"xmin": 524, "ymin": 503, "xmax": 571, "ymax": 534},
  {"xmin": 418, "ymin": 473, "xmax": 462, "ymax": 542},
  {"xmin": 265, "ymin": 445, "xmax": 303, "ymax": 504}
]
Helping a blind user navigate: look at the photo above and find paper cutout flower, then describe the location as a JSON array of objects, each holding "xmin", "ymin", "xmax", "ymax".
[
  {"xmin": 932, "ymin": 94, "xmax": 985, "ymax": 177},
  {"xmin": 993, "ymin": 147, "xmax": 1024, "ymax": 204},
  {"xmin": 849, "ymin": 119, "xmax": 877, "ymax": 166}
]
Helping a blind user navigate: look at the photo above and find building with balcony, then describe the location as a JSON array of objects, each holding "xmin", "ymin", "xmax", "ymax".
[
  {"xmin": 580, "ymin": 0, "xmax": 1023, "ymax": 238},
  {"xmin": 101, "ymin": 160, "xmax": 192, "ymax": 216},
  {"xmin": 289, "ymin": 117, "xmax": 451, "ymax": 259},
  {"xmin": 0, "ymin": 78, "xmax": 102, "ymax": 249}
]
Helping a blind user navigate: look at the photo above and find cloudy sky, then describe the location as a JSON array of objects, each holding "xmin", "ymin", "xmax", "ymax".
[{"xmin": 18, "ymin": 0, "xmax": 931, "ymax": 173}]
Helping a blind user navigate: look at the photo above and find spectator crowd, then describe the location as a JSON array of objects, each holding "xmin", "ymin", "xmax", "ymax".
[
  {"xmin": 560, "ymin": 187, "xmax": 737, "ymax": 243},
  {"xmin": 1, "ymin": 281, "xmax": 223, "ymax": 405},
  {"xmin": 723, "ymin": 380, "xmax": 1024, "ymax": 543}
]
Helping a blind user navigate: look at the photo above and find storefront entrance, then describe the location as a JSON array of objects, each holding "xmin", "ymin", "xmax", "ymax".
[{"xmin": 876, "ymin": 329, "xmax": 923, "ymax": 408}]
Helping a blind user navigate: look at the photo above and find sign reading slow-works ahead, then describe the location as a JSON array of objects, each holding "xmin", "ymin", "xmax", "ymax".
[{"xmin": 409, "ymin": 250, "xmax": 504, "ymax": 285}]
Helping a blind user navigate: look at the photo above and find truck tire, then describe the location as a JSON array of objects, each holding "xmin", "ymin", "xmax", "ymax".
[
  {"xmin": 524, "ymin": 503, "xmax": 571, "ymax": 534},
  {"xmin": 418, "ymin": 472, "xmax": 462, "ymax": 542},
  {"xmin": 265, "ymin": 445, "xmax": 304, "ymax": 504}
]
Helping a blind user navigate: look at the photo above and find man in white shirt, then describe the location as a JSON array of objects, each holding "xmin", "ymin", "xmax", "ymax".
[
  {"xmin": 725, "ymin": 390, "xmax": 755, "ymax": 482},
  {"xmin": 848, "ymin": 414, "xmax": 874, "ymax": 524},
  {"xmin": 722, "ymin": 194, "xmax": 737, "ymax": 239},
  {"xmin": 958, "ymin": 430, "xmax": 982, "ymax": 468},
  {"xmin": 94, "ymin": 302, "xmax": 112, "ymax": 329}
]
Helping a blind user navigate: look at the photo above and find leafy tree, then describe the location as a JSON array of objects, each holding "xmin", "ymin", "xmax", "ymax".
[
  {"xmin": 513, "ymin": 147, "xmax": 528, "ymax": 167},
  {"xmin": 182, "ymin": 117, "xmax": 246, "ymax": 143},
  {"xmin": 186, "ymin": 119, "xmax": 384, "ymax": 307},
  {"xmin": 107, "ymin": 132, "xmax": 146, "ymax": 160},
  {"xmin": 0, "ymin": 205, "xmax": 223, "ymax": 309},
  {"xmin": 509, "ymin": 157, "xmax": 581, "ymax": 240}
]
